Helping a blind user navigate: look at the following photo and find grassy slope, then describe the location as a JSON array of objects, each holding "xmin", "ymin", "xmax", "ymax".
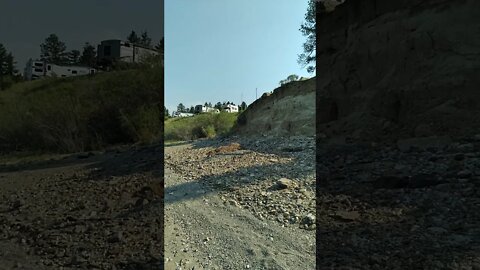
[
  {"xmin": 0, "ymin": 63, "xmax": 163, "ymax": 154},
  {"xmin": 164, "ymin": 112, "xmax": 239, "ymax": 142}
]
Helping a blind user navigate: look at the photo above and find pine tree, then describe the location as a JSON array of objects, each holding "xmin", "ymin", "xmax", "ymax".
[
  {"xmin": 79, "ymin": 43, "xmax": 97, "ymax": 67},
  {"xmin": 298, "ymin": 0, "xmax": 316, "ymax": 73},
  {"xmin": 127, "ymin": 30, "xmax": 140, "ymax": 44},
  {"xmin": 40, "ymin": 34, "xmax": 68, "ymax": 64},
  {"xmin": 140, "ymin": 31, "xmax": 152, "ymax": 48}
]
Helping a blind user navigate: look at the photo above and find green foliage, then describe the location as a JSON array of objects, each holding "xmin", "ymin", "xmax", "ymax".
[
  {"xmin": 155, "ymin": 38, "xmax": 164, "ymax": 54},
  {"xmin": 127, "ymin": 31, "xmax": 140, "ymax": 44},
  {"xmin": 79, "ymin": 43, "xmax": 97, "ymax": 68},
  {"xmin": 165, "ymin": 112, "xmax": 238, "ymax": 141},
  {"xmin": 0, "ymin": 44, "xmax": 19, "ymax": 91},
  {"xmin": 140, "ymin": 31, "xmax": 152, "ymax": 48},
  {"xmin": 279, "ymin": 74, "xmax": 300, "ymax": 86},
  {"xmin": 298, "ymin": 0, "xmax": 316, "ymax": 73},
  {"xmin": 0, "ymin": 59, "xmax": 163, "ymax": 153},
  {"xmin": 40, "ymin": 34, "xmax": 68, "ymax": 65}
]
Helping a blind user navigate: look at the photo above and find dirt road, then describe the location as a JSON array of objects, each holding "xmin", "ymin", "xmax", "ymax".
[{"xmin": 164, "ymin": 138, "xmax": 316, "ymax": 270}]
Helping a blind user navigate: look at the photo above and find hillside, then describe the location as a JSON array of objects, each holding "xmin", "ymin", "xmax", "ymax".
[
  {"xmin": 235, "ymin": 77, "xmax": 315, "ymax": 136},
  {"xmin": 316, "ymin": 0, "xmax": 480, "ymax": 143},
  {"xmin": 0, "ymin": 62, "xmax": 163, "ymax": 154}
]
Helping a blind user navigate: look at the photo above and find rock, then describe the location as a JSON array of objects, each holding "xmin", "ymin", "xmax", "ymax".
[
  {"xmin": 457, "ymin": 170, "xmax": 472, "ymax": 178},
  {"xmin": 414, "ymin": 123, "xmax": 433, "ymax": 137},
  {"xmin": 301, "ymin": 213, "xmax": 316, "ymax": 225},
  {"xmin": 457, "ymin": 143, "xmax": 475, "ymax": 153},
  {"xmin": 396, "ymin": 136, "xmax": 452, "ymax": 152},
  {"xmin": 427, "ymin": 226, "xmax": 448, "ymax": 234},
  {"xmin": 276, "ymin": 178, "xmax": 296, "ymax": 189},
  {"xmin": 333, "ymin": 210, "xmax": 360, "ymax": 222}
]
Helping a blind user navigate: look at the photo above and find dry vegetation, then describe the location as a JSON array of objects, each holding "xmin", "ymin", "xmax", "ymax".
[{"xmin": 0, "ymin": 58, "xmax": 163, "ymax": 154}]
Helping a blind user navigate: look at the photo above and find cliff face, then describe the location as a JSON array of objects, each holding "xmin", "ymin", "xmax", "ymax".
[
  {"xmin": 316, "ymin": 0, "xmax": 480, "ymax": 142},
  {"xmin": 236, "ymin": 77, "xmax": 315, "ymax": 136}
]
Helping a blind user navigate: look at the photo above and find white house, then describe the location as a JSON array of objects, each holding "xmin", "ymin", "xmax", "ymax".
[
  {"xmin": 97, "ymin": 40, "xmax": 158, "ymax": 65},
  {"xmin": 24, "ymin": 59, "xmax": 96, "ymax": 80},
  {"xmin": 194, "ymin": 105, "xmax": 218, "ymax": 114},
  {"xmin": 223, "ymin": 104, "xmax": 239, "ymax": 113}
]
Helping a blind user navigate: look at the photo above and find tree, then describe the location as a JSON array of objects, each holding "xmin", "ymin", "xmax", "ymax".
[
  {"xmin": 164, "ymin": 106, "xmax": 169, "ymax": 120},
  {"xmin": 79, "ymin": 43, "xmax": 97, "ymax": 67},
  {"xmin": 208, "ymin": 102, "xmax": 212, "ymax": 107},
  {"xmin": 177, "ymin": 103, "xmax": 185, "ymax": 113},
  {"xmin": 68, "ymin": 50, "xmax": 81, "ymax": 65},
  {"xmin": 240, "ymin": 101, "xmax": 247, "ymax": 111},
  {"xmin": 5, "ymin": 53, "xmax": 16, "ymax": 75},
  {"xmin": 40, "ymin": 34, "xmax": 68, "ymax": 64},
  {"xmin": 127, "ymin": 30, "xmax": 140, "ymax": 44},
  {"xmin": 214, "ymin": 102, "xmax": 222, "ymax": 110},
  {"xmin": 298, "ymin": 0, "xmax": 316, "ymax": 73},
  {"xmin": 0, "ymin": 44, "xmax": 7, "ymax": 75},
  {"xmin": 279, "ymin": 74, "xmax": 300, "ymax": 86},
  {"xmin": 190, "ymin": 106, "xmax": 194, "ymax": 113},
  {"xmin": 155, "ymin": 38, "xmax": 164, "ymax": 54},
  {"xmin": 140, "ymin": 31, "xmax": 152, "ymax": 48}
]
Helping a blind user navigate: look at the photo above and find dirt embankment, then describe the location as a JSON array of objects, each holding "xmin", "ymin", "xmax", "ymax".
[
  {"xmin": 236, "ymin": 77, "xmax": 315, "ymax": 136},
  {"xmin": 316, "ymin": 0, "xmax": 480, "ymax": 143}
]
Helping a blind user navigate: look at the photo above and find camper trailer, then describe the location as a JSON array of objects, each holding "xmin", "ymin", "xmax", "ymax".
[
  {"xmin": 97, "ymin": 40, "xmax": 158, "ymax": 65},
  {"xmin": 24, "ymin": 59, "xmax": 96, "ymax": 80}
]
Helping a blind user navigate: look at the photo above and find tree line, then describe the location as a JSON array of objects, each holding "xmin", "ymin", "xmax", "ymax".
[
  {"xmin": 0, "ymin": 44, "xmax": 22, "ymax": 90},
  {"xmin": 164, "ymin": 101, "xmax": 248, "ymax": 118},
  {"xmin": 39, "ymin": 30, "xmax": 163, "ymax": 67}
]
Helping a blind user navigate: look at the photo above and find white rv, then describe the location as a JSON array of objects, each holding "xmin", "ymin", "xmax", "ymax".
[
  {"xmin": 172, "ymin": 111, "xmax": 194, "ymax": 118},
  {"xmin": 24, "ymin": 59, "xmax": 96, "ymax": 80}
]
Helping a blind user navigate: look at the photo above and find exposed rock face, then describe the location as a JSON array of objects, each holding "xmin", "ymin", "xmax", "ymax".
[
  {"xmin": 316, "ymin": 0, "xmax": 480, "ymax": 142},
  {"xmin": 236, "ymin": 77, "xmax": 315, "ymax": 136}
]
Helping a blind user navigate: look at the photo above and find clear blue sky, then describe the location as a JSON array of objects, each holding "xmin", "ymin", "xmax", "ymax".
[{"xmin": 165, "ymin": 0, "xmax": 314, "ymax": 114}]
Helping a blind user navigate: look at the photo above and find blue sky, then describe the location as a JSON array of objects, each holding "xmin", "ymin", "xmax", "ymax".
[{"xmin": 165, "ymin": 0, "xmax": 314, "ymax": 113}]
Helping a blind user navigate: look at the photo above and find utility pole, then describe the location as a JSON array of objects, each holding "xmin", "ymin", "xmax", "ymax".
[{"xmin": 255, "ymin": 88, "xmax": 257, "ymax": 100}]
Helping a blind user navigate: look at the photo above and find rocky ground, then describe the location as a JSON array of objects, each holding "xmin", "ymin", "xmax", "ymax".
[
  {"xmin": 165, "ymin": 136, "xmax": 316, "ymax": 229},
  {"xmin": 0, "ymin": 145, "xmax": 164, "ymax": 270},
  {"xmin": 164, "ymin": 136, "xmax": 316, "ymax": 269},
  {"xmin": 317, "ymin": 135, "xmax": 480, "ymax": 269}
]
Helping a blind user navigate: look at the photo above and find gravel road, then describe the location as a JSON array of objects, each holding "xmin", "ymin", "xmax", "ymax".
[{"xmin": 164, "ymin": 136, "xmax": 316, "ymax": 270}]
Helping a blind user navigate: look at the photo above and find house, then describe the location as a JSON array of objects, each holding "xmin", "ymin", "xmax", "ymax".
[
  {"xmin": 97, "ymin": 40, "xmax": 158, "ymax": 65},
  {"xmin": 223, "ymin": 104, "xmax": 239, "ymax": 113},
  {"xmin": 194, "ymin": 105, "xmax": 218, "ymax": 114},
  {"xmin": 24, "ymin": 59, "xmax": 96, "ymax": 80}
]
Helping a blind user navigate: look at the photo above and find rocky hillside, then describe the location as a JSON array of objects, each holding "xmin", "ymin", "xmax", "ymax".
[
  {"xmin": 236, "ymin": 77, "xmax": 315, "ymax": 136},
  {"xmin": 316, "ymin": 0, "xmax": 480, "ymax": 143}
]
